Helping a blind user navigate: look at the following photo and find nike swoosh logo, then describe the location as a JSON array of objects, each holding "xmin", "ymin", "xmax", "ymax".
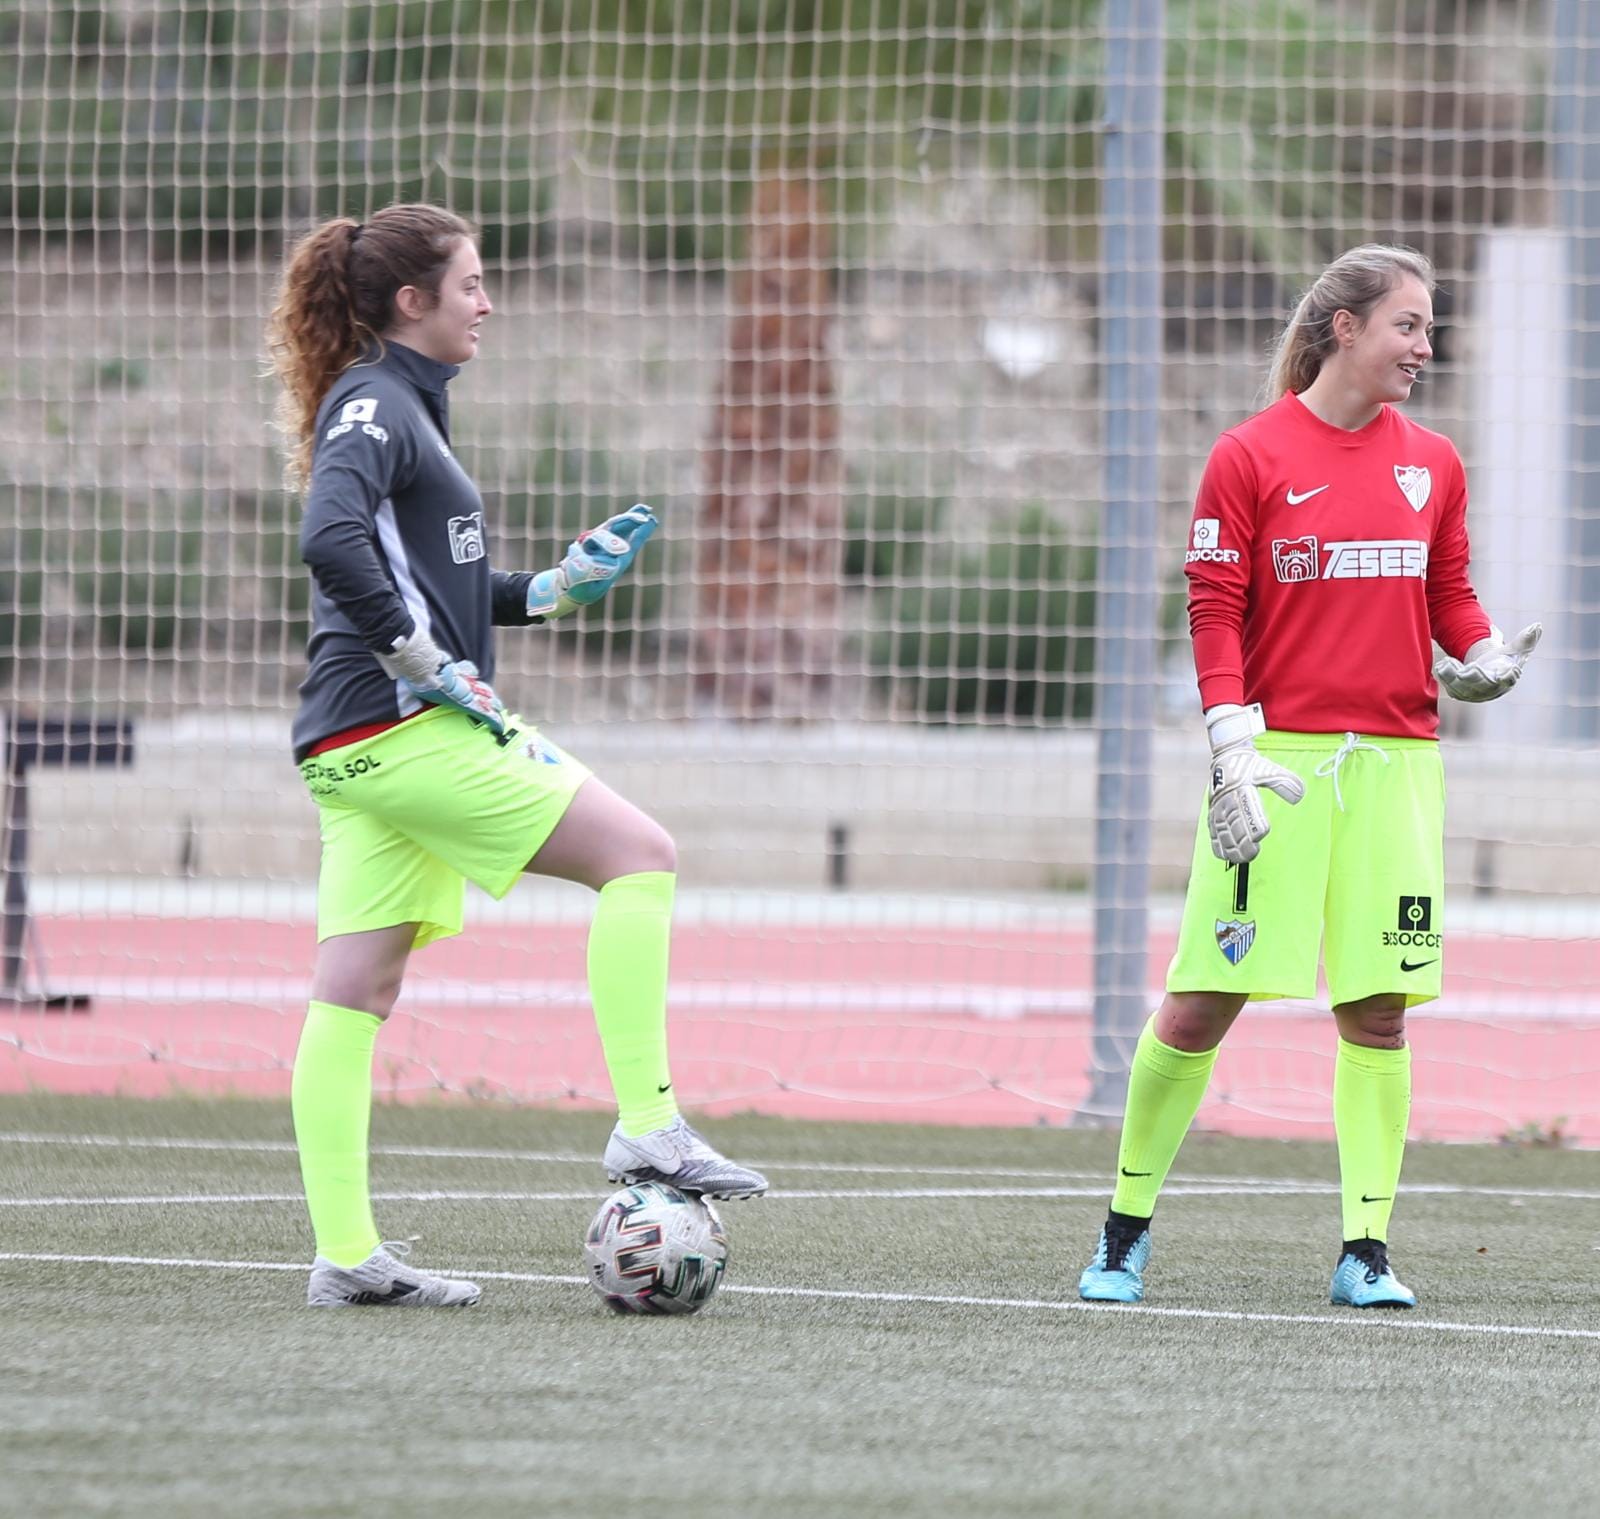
[
  {"xmin": 1400, "ymin": 958, "xmax": 1438, "ymax": 973},
  {"xmin": 657, "ymin": 1083, "xmax": 673, "ymax": 1094},
  {"xmin": 351, "ymin": 1278, "xmax": 423, "ymax": 1305},
  {"xmin": 1360, "ymin": 1194, "xmax": 1391, "ymax": 1203},
  {"xmin": 1286, "ymin": 484, "xmax": 1330, "ymax": 505},
  {"xmin": 1119, "ymin": 1167, "xmax": 1152, "ymax": 1178}
]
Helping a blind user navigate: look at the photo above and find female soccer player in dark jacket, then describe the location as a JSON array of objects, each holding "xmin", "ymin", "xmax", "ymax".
[
  {"xmin": 267, "ymin": 204, "xmax": 765, "ymax": 1309},
  {"xmin": 1078, "ymin": 244, "xmax": 1540, "ymax": 1309}
]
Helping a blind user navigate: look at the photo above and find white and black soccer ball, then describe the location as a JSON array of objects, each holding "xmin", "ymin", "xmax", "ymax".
[{"xmin": 583, "ymin": 1181, "xmax": 729, "ymax": 1315}]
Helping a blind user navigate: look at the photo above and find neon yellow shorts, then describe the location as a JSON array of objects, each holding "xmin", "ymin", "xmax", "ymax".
[
  {"xmin": 1166, "ymin": 731, "xmax": 1445, "ymax": 1008},
  {"xmin": 298, "ymin": 706, "xmax": 591, "ymax": 948}
]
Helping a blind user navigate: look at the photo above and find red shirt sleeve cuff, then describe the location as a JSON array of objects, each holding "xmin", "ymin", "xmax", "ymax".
[
  {"xmin": 1197, "ymin": 672, "xmax": 1245, "ymax": 709},
  {"xmin": 1434, "ymin": 613, "xmax": 1493, "ymax": 661}
]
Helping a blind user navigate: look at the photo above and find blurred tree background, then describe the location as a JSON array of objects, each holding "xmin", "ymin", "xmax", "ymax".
[{"xmin": 0, "ymin": 1, "xmax": 1546, "ymax": 719}]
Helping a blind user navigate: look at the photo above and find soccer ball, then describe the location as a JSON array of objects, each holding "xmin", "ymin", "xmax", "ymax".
[{"xmin": 583, "ymin": 1181, "xmax": 729, "ymax": 1315}]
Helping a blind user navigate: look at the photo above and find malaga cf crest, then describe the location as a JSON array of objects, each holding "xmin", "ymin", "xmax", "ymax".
[
  {"xmin": 522, "ymin": 734, "xmax": 562, "ymax": 766},
  {"xmin": 1393, "ymin": 465, "xmax": 1432, "ymax": 513},
  {"xmin": 1215, "ymin": 918, "xmax": 1256, "ymax": 966}
]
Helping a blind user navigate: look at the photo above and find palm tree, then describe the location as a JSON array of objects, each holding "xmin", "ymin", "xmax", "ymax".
[{"xmin": 694, "ymin": 174, "xmax": 842, "ymax": 718}]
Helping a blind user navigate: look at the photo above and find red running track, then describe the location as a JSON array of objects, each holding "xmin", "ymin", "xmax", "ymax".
[{"xmin": 4, "ymin": 914, "xmax": 1599, "ymax": 1143}]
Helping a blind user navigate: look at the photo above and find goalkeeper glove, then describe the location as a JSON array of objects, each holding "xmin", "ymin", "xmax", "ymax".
[
  {"xmin": 1432, "ymin": 622, "xmax": 1542, "ymax": 703},
  {"xmin": 1205, "ymin": 702, "xmax": 1306, "ymax": 865},
  {"xmin": 377, "ymin": 627, "xmax": 510, "ymax": 741},
  {"xmin": 527, "ymin": 503, "xmax": 658, "ymax": 621}
]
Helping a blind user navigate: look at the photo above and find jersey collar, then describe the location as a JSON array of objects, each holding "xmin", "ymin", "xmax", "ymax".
[
  {"xmin": 1282, "ymin": 391, "xmax": 1396, "ymax": 448},
  {"xmin": 375, "ymin": 339, "xmax": 461, "ymax": 398}
]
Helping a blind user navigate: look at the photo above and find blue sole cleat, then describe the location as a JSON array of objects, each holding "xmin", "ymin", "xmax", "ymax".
[
  {"xmin": 1330, "ymin": 1247, "xmax": 1417, "ymax": 1309},
  {"xmin": 1078, "ymin": 1224, "xmax": 1152, "ymax": 1304}
]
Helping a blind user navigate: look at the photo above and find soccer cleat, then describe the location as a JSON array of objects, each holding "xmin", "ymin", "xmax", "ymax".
[
  {"xmin": 1078, "ymin": 1217, "xmax": 1153, "ymax": 1304},
  {"xmin": 1329, "ymin": 1240, "xmax": 1416, "ymax": 1309},
  {"xmin": 603, "ymin": 1115, "xmax": 768, "ymax": 1200},
  {"xmin": 306, "ymin": 1241, "xmax": 481, "ymax": 1308}
]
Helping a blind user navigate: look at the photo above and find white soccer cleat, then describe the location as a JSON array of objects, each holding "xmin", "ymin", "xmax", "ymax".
[
  {"xmin": 603, "ymin": 1115, "xmax": 768, "ymax": 1200},
  {"xmin": 306, "ymin": 1241, "xmax": 482, "ymax": 1308}
]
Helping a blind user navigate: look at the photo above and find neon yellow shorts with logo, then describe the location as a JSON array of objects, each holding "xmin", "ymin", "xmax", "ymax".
[
  {"xmin": 1166, "ymin": 731, "xmax": 1445, "ymax": 1008},
  {"xmin": 298, "ymin": 706, "xmax": 592, "ymax": 949}
]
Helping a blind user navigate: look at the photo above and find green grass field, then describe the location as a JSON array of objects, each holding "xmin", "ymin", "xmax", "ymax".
[{"xmin": 2, "ymin": 1094, "xmax": 1597, "ymax": 1518}]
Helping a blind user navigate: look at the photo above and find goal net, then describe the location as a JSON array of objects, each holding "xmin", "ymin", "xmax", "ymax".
[{"xmin": 3, "ymin": 0, "xmax": 1596, "ymax": 1142}]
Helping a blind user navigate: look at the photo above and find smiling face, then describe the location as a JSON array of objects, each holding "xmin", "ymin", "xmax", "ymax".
[
  {"xmin": 387, "ymin": 238, "xmax": 491, "ymax": 365},
  {"xmin": 1335, "ymin": 274, "xmax": 1434, "ymax": 407}
]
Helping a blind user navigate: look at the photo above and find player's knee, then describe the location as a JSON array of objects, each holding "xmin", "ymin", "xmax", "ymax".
[
  {"xmin": 625, "ymin": 817, "xmax": 676, "ymax": 876},
  {"xmin": 1341, "ymin": 997, "xmax": 1407, "ymax": 1047},
  {"xmin": 1363, "ymin": 1018, "xmax": 1407, "ymax": 1049},
  {"xmin": 588, "ymin": 817, "xmax": 678, "ymax": 888},
  {"xmin": 1158, "ymin": 992, "xmax": 1240, "ymax": 1051},
  {"xmin": 312, "ymin": 975, "xmax": 400, "ymax": 1021},
  {"xmin": 311, "ymin": 959, "xmax": 405, "ymax": 1021},
  {"xmin": 368, "ymin": 974, "xmax": 405, "ymax": 1020}
]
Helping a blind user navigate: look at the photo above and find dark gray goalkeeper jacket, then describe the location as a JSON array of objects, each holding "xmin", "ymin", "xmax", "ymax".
[{"xmin": 291, "ymin": 341, "xmax": 533, "ymax": 761}]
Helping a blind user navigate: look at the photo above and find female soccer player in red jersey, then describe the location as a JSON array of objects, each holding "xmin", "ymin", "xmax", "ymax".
[
  {"xmin": 266, "ymin": 205, "xmax": 766, "ymax": 1309},
  {"xmin": 1078, "ymin": 244, "xmax": 1541, "ymax": 1308}
]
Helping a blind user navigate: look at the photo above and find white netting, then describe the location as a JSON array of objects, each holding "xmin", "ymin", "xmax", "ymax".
[{"xmin": 2, "ymin": 1, "xmax": 1597, "ymax": 1140}]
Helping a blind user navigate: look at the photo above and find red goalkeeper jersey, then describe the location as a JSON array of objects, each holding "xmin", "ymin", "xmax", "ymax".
[{"xmin": 1185, "ymin": 392, "xmax": 1491, "ymax": 739}]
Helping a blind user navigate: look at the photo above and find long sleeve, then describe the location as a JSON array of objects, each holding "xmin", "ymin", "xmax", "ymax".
[
  {"xmin": 1185, "ymin": 433, "xmax": 1258, "ymax": 709},
  {"xmin": 299, "ymin": 400, "xmax": 419, "ymax": 656},
  {"xmin": 291, "ymin": 346, "xmax": 500, "ymax": 761},
  {"xmin": 490, "ymin": 568, "xmax": 535, "ymax": 626},
  {"xmin": 1425, "ymin": 449, "xmax": 1493, "ymax": 659}
]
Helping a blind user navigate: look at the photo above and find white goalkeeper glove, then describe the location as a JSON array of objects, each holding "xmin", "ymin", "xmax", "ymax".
[
  {"xmin": 1205, "ymin": 703, "xmax": 1306, "ymax": 865},
  {"xmin": 377, "ymin": 627, "xmax": 510, "ymax": 741},
  {"xmin": 527, "ymin": 503, "xmax": 658, "ymax": 621},
  {"xmin": 1432, "ymin": 622, "xmax": 1542, "ymax": 703}
]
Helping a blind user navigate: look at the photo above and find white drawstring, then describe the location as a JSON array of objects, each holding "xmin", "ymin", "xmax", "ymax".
[{"xmin": 1313, "ymin": 731, "xmax": 1389, "ymax": 811}]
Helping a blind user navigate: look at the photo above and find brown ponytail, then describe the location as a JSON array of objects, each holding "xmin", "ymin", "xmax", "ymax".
[
  {"xmin": 266, "ymin": 203, "xmax": 473, "ymax": 490},
  {"xmin": 1263, "ymin": 244, "xmax": 1436, "ymax": 404}
]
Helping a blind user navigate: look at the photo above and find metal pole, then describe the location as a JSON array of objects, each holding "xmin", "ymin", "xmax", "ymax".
[
  {"xmin": 0, "ymin": 716, "xmax": 21, "ymax": 992},
  {"xmin": 1554, "ymin": 0, "xmax": 1600, "ymax": 741},
  {"xmin": 1083, "ymin": 0, "xmax": 1165, "ymax": 1120}
]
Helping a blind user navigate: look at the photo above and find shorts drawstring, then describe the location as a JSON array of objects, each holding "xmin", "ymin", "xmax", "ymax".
[{"xmin": 1313, "ymin": 731, "xmax": 1390, "ymax": 812}]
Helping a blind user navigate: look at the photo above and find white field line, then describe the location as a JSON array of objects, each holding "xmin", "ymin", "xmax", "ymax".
[
  {"xmin": 1, "ymin": 1248, "xmax": 1597, "ymax": 1344},
  {"xmin": 5, "ymin": 1132, "xmax": 1600, "ymax": 1201}
]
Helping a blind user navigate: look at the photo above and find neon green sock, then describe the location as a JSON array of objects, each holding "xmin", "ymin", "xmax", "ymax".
[
  {"xmin": 1334, "ymin": 1037, "xmax": 1411, "ymax": 1242},
  {"xmin": 590, "ymin": 871, "xmax": 678, "ymax": 1136},
  {"xmin": 1110, "ymin": 1017, "xmax": 1220, "ymax": 1218},
  {"xmin": 291, "ymin": 1000, "xmax": 382, "ymax": 1268}
]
